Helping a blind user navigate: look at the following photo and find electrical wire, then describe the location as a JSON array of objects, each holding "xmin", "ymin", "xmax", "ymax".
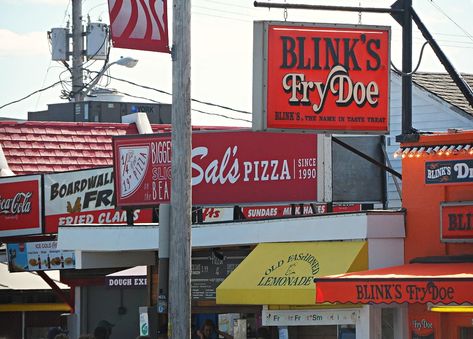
[
  {"xmin": 35, "ymin": 0, "xmax": 72, "ymax": 109},
  {"xmin": 67, "ymin": 34, "xmax": 111, "ymax": 101},
  {"xmin": 191, "ymin": 108, "xmax": 252, "ymax": 123},
  {"xmin": 0, "ymin": 81, "xmax": 63, "ymax": 111},
  {"xmin": 112, "ymin": 90, "xmax": 251, "ymax": 123},
  {"xmin": 97, "ymin": 73, "xmax": 252, "ymax": 115},
  {"xmin": 429, "ymin": 1, "xmax": 473, "ymax": 42},
  {"xmin": 391, "ymin": 41, "xmax": 429, "ymax": 75}
]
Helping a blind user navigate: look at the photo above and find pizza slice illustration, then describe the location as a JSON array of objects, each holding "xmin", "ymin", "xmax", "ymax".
[{"xmin": 119, "ymin": 145, "xmax": 150, "ymax": 198}]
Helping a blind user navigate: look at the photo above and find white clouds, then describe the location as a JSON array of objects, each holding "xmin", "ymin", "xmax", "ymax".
[
  {"xmin": 0, "ymin": 29, "xmax": 49, "ymax": 56},
  {"xmin": 1, "ymin": 0, "xmax": 68, "ymax": 5}
]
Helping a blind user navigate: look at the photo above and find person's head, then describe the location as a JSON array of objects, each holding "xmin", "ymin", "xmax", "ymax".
[
  {"xmin": 95, "ymin": 320, "xmax": 114, "ymax": 338},
  {"xmin": 94, "ymin": 326, "xmax": 110, "ymax": 339},
  {"xmin": 48, "ymin": 327, "xmax": 67, "ymax": 339},
  {"xmin": 256, "ymin": 327, "xmax": 270, "ymax": 339},
  {"xmin": 201, "ymin": 319, "xmax": 215, "ymax": 338}
]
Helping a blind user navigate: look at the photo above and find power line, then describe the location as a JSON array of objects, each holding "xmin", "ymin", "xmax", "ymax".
[
  {"xmin": 429, "ymin": 1, "xmax": 473, "ymax": 42},
  {"xmin": 112, "ymin": 90, "xmax": 251, "ymax": 123},
  {"xmin": 98, "ymin": 73, "xmax": 252, "ymax": 115},
  {"xmin": 0, "ymin": 81, "xmax": 63, "ymax": 111},
  {"xmin": 191, "ymin": 108, "xmax": 251, "ymax": 123}
]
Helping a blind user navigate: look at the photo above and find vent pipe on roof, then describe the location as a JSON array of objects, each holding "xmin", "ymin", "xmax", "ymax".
[
  {"xmin": 122, "ymin": 113, "xmax": 153, "ymax": 134},
  {"xmin": 0, "ymin": 146, "xmax": 14, "ymax": 177}
]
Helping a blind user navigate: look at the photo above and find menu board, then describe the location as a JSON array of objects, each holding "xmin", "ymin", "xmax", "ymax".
[
  {"xmin": 7, "ymin": 241, "xmax": 75, "ymax": 272},
  {"xmin": 191, "ymin": 249, "xmax": 249, "ymax": 300}
]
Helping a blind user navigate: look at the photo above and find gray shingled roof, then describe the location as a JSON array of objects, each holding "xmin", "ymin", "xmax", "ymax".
[{"xmin": 412, "ymin": 72, "xmax": 473, "ymax": 116}]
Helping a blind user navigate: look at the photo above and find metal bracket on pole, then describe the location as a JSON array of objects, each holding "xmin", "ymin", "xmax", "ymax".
[{"xmin": 253, "ymin": 1, "xmax": 402, "ymax": 14}]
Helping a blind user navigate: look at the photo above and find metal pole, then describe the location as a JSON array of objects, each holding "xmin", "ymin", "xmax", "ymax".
[
  {"xmin": 400, "ymin": 0, "xmax": 413, "ymax": 138},
  {"xmin": 253, "ymin": 1, "xmax": 402, "ymax": 14},
  {"xmin": 411, "ymin": 9, "xmax": 473, "ymax": 109},
  {"xmin": 169, "ymin": 0, "xmax": 192, "ymax": 337},
  {"xmin": 72, "ymin": 0, "xmax": 84, "ymax": 102}
]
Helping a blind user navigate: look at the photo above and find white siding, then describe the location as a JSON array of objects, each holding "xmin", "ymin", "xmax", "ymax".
[{"xmin": 386, "ymin": 72, "xmax": 473, "ymax": 208}]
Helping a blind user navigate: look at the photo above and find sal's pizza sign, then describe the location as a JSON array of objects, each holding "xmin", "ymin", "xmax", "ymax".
[
  {"xmin": 0, "ymin": 175, "xmax": 42, "ymax": 237},
  {"xmin": 440, "ymin": 202, "xmax": 473, "ymax": 242},
  {"xmin": 253, "ymin": 22, "xmax": 390, "ymax": 134},
  {"xmin": 113, "ymin": 131, "xmax": 318, "ymax": 207}
]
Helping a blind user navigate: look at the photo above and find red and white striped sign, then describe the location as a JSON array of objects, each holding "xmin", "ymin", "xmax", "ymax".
[{"xmin": 108, "ymin": 0, "xmax": 170, "ymax": 53}]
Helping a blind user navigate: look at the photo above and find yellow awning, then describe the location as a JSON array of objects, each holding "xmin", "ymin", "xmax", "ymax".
[
  {"xmin": 216, "ymin": 241, "xmax": 368, "ymax": 305},
  {"xmin": 0, "ymin": 303, "xmax": 72, "ymax": 312}
]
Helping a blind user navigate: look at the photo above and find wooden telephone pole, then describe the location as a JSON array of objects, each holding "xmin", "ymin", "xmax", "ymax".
[{"xmin": 169, "ymin": 0, "xmax": 192, "ymax": 337}]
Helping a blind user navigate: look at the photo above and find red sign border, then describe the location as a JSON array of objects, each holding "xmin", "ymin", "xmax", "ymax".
[
  {"xmin": 440, "ymin": 201, "xmax": 473, "ymax": 243},
  {"xmin": 0, "ymin": 174, "xmax": 43, "ymax": 238},
  {"xmin": 253, "ymin": 21, "xmax": 391, "ymax": 135},
  {"xmin": 112, "ymin": 130, "xmax": 319, "ymax": 208}
]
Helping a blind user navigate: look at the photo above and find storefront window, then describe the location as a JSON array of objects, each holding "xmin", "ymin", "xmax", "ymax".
[
  {"xmin": 460, "ymin": 327, "xmax": 473, "ymax": 339},
  {"xmin": 381, "ymin": 308, "xmax": 394, "ymax": 339},
  {"xmin": 339, "ymin": 325, "xmax": 356, "ymax": 339}
]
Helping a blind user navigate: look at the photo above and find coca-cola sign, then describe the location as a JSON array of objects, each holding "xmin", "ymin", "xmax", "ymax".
[
  {"xmin": 253, "ymin": 22, "xmax": 390, "ymax": 134},
  {"xmin": 113, "ymin": 131, "xmax": 318, "ymax": 207},
  {"xmin": 0, "ymin": 175, "xmax": 42, "ymax": 237}
]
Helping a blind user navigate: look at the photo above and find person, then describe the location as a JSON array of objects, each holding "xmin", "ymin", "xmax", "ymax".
[
  {"xmin": 47, "ymin": 327, "xmax": 67, "ymax": 339},
  {"xmin": 256, "ymin": 327, "xmax": 270, "ymax": 339},
  {"xmin": 94, "ymin": 320, "xmax": 114, "ymax": 339},
  {"xmin": 196, "ymin": 319, "xmax": 233, "ymax": 339}
]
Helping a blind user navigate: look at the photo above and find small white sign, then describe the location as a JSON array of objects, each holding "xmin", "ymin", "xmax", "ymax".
[{"xmin": 262, "ymin": 308, "xmax": 360, "ymax": 326}]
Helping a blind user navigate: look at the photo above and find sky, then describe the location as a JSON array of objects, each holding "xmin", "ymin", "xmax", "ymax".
[{"xmin": 0, "ymin": 0, "xmax": 473, "ymax": 127}]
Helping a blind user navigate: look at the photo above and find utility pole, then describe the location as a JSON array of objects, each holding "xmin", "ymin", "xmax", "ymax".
[
  {"xmin": 400, "ymin": 0, "xmax": 412, "ymax": 139},
  {"xmin": 169, "ymin": 0, "xmax": 192, "ymax": 338},
  {"xmin": 72, "ymin": 0, "xmax": 84, "ymax": 102}
]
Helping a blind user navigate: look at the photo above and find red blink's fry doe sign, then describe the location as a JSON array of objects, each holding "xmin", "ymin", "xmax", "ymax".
[{"xmin": 253, "ymin": 22, "xmax": 390, "ymax": 134}]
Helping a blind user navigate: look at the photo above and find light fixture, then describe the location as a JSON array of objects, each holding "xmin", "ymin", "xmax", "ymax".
[
  {"xmin": 445, "ymin": 145, "xmax": 456, "ymax": 156},
  {"xmin": 425, "ymin": 147, "xmax": 433, "ymax": 155},
  {"xmin": 84, "ymin": 56, "xmax": 139, "ymax": 97},
  {"xmin": 437, "ymin": 145, "xmax": 448, "ymax": 156},
  {"xmin": 115, "ymin": 56, "xmax": 139, "ymax": 68},
  {"xmin": 408, "ymin": 148, "xmax": 418, "ymax": 158},
  {"xmin": 429, "ymin": 305, "xmax": 473, "ymax": 313},
  {"xmin": 416, "ymin": 147, "xmax": 425, "ymax": 158},
  {"xmin": 401, "ymin": 148, "xmax": 411, "ymax": 159},
  {"xmin": 393, "ymin": 148, "xmax": 402, "ymax": 159}
]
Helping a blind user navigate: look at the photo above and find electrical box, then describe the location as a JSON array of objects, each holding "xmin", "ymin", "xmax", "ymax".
[
  {"xmin": 50, "ymin": 28, "xmax": 69, "ymax": 61},
  {"xmin": 86, "ymin": 23, "xmax": 109, "ymax": 60}
]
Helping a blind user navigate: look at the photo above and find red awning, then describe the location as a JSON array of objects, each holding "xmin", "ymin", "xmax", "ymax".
[{"xmin": 315, "ymin": 263, "xmax": 473, "ymax": 304}]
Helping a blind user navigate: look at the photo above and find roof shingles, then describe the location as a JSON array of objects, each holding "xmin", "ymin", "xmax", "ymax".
[
  {"xmin": 0, "ymin": 121, "xmax": 229, "ymax": 175},
  {"xmin": 412, "ymin": 72, "xmax": 473, "ymax": 116},
  {"xmin": 0, "ymin": 121, "xmax": 142, "ymax": 175}
]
